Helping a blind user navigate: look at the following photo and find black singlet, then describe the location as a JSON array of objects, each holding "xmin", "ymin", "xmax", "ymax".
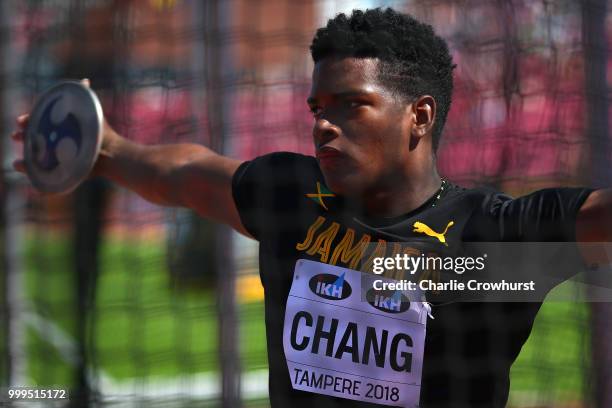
[{"xmin": 232, "ymin": 152, "xmax": 592, "ymax": 408}]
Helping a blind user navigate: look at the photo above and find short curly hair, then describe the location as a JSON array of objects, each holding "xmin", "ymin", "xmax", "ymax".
[{"xmin": 310, "ymin": 8, "xmax": 455, "ymax": 151}]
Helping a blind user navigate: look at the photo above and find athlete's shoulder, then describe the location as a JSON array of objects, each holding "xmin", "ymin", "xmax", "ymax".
[
  {"xmin": 232, "ymin": 152, "xmax": 321, "ymax": 240},
  {"xmin": 443, "ymin": 182, "xmax": 512, "ymax": 209},
  {"xmin": 234, "ymin": 151, "xmax": 323, "ymax": 198},
  {"xmin": 235, "ymin": 151, "xmax": 319, "ymax": 182},
  {"xmin": 441, "ymin": 183, "xmax": 514, "ymax": 241}
]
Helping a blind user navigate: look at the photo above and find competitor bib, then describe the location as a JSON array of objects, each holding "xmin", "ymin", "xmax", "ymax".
[{"xmin": 283, "ymin": 259, "xmax": 428, "ymax": 407}]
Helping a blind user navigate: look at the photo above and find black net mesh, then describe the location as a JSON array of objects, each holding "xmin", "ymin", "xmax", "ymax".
[{"xmin": 0, "ymin": 0, "xmax": 610, "ymax": 407}]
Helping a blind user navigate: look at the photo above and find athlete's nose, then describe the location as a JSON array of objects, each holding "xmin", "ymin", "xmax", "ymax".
[{"xmin": 313, "ymin": 118, "xmax": 340, "ymax": 148}]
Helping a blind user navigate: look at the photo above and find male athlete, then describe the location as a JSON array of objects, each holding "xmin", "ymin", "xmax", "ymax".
[{"xmin": 12, "ymin": 7, "xmax": 612, "ymax": 408}]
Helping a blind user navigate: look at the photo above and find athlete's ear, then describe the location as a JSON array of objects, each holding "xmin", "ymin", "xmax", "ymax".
[{"xmin": 410, "ymin": 96, "xmax": 436, "ymax": 140}]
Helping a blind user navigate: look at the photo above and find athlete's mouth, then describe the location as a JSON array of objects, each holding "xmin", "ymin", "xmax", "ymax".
[{"xmin": 316, "ymin": 146, "xmax": 343, "ymax": 160}]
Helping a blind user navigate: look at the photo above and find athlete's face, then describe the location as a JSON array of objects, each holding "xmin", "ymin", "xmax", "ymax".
[{"xmin": 308, "ymin": 57, "xmax": 415, "ymax": 196}]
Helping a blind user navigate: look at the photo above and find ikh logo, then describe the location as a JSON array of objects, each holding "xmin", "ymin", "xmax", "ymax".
[
  {"xmin": 413, "ymin": 221, "xmax": 454, "ymax": 246},
  {"xmin": 366, "ymin": 289, "xmax": 411, "ymax": 314},
  {"xmin": 309, "ymin": 272, "xmax": 352, "ymax": 300},
  {"xmin": 34, "ymin": 96, "xmax": 82, "ymax": 171}
]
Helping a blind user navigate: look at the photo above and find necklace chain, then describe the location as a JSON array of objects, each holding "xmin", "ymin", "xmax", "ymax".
[{"xmin": 431, "ymin": 178, "xmax": 447, "ymax": 208}]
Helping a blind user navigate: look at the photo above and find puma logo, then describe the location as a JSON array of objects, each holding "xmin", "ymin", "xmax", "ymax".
[{"xmin": 413, "ymin": 221, "xmax": 455, "ymax": 246}]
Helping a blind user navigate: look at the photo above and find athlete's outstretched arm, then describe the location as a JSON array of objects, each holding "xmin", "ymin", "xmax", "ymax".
[
  {"xmin": 94, "ymin": 124, "xmax": 248, "ymax": 236},
  {"xmin": 12, "ymin": 108, "xmax": 249, "ymax": 237}
]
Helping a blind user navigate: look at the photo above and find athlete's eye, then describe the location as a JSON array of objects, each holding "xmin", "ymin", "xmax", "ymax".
[{"xmin": 347, "ymin": 100, "xmax": 366, "ymax": 109}]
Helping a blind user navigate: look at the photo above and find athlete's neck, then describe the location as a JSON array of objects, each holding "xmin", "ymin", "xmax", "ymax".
[{"xmin": 357, "ymin": 166, "xmax": 442, "ymax": 218}]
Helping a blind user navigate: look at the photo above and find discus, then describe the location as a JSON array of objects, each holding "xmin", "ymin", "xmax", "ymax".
[{"xmin": 24, "ymin": 81, "xmax": 103, "ymax": 194}]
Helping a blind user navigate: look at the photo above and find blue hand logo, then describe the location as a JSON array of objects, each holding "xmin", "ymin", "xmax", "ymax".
[{"xmin": 34, "ymin": 96, "xmax": 82, "ymax": 171}]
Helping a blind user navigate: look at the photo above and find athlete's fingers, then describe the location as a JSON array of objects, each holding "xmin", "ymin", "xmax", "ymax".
[
  {"xmin": 81, "ymin": 78, "xmax": 90, "ymax": 88},
  {"xmin": 16, "ymin": 113, "xmax": 29, "ymax": 131},
  {"xmin": 12, "ymin": 159, "xmax": 25, "ymax": 173},
  {"xmin": 12, "ymin": 115, "xmax": 27, "ymax": 173},
  {"xmin": 11, "ymin": 130, "xmax": 24, "ymax": 142}
]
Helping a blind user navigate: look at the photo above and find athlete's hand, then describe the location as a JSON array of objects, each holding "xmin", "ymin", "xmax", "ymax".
[
  {"xmin": 78, "ymin": 78, "xmax": 120, "ymax": 154},
  {"xmin": 11, "ymin": 78, "xmax": 95, "ymax": 174},
  {"xmin": 78, "ymin": 79, "xmax": 122, "ymax": 178},
  {"xmin": 11, "ymin": 78, "xmax": 120, "ymax": 178},
  {"xmin": 11, "ymin": 113, "xmax": 28, "ymax": 174}
]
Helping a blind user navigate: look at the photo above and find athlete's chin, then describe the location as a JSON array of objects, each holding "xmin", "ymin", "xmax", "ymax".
[{"xmin": 321, "ymin": 171, "xmax": 366, "ymax": 197}]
